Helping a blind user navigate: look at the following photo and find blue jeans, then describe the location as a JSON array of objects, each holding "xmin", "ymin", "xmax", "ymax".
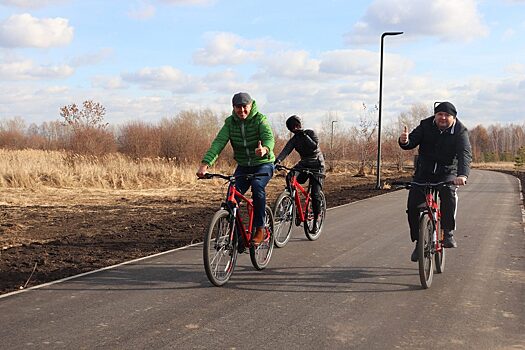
[{"xmin": 233, "ymin": 163, "xmax": 274, "ymax": 228}]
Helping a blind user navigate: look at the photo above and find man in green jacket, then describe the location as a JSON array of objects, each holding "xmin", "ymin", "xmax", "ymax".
[{"xmin": 196, "ymin": 92, "xmax": 275, "ymax": 245}]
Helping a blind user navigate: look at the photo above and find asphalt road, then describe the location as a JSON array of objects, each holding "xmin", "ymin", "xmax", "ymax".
[{"xmin": 1, "ymin": 169, "xmax": 523, "ymax": 349}]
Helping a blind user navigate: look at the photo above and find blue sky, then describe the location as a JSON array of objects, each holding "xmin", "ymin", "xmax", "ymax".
[{"xmin": 0, "ymin": 0, "xmax": 524, "ymax": 131}]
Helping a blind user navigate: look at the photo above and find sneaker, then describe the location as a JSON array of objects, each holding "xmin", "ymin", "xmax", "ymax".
[
  {"xmin": 443, "ymin": 230, "xmax": 457, "ymax": 248},
  {"xmin": 251, "ymin": 227, "xmax": 265, "ymax": 246},
  {"xmin": 311, "ymin": 215, "xmax": 319, "ymax": 233},
  {"xmin": 410, "ymin": 243, "xmax": 418, "ymax": 262}
]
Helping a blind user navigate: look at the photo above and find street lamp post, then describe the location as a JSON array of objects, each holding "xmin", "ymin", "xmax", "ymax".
[
  {"xmin": 330, "ymin": 120, "xmax": 338, "ymax": 171},
  {"xmin": 330, "ymin": 120, "xmax": 337, "ymax": 152},
  {"xmin": 375, "ymin": 31, "xmax": 403, "ymax": 190}
]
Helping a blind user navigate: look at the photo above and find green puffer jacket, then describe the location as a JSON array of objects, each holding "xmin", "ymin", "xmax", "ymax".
[{"xmin": 202, "ymin": 100, "xmax": 275, "ymax": 167}]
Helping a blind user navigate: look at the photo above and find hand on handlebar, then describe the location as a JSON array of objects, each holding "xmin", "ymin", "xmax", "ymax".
[
  {"xmin": 453, "ymin": 176, "xmax": 467, "ymax": 186},
  {"xmin": 196, "ymin": 164, "xmax": 208, "ymax": 178}
]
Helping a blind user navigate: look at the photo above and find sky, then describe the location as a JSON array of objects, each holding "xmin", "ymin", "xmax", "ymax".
[{"xmin": 0, "ymin": 0, "xmax": 524, "ymax": 132}]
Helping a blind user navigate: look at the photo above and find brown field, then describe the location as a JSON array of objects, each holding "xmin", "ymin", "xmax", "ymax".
[{"xmin": 0, "ymin": 151, "xmax": 522, "ymax": 295}]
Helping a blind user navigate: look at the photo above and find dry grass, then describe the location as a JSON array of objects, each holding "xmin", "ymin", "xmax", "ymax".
[
  {"xmin": 0, "ymin": 149, "xmax": 519, "ymax": 192},
  {"xmin": 471, "ymin": 161, "xmax": 517, "ymax": 170},
  {"xmin": 0, "ymin": 149, "xmax": 204, "ymax": 190}
]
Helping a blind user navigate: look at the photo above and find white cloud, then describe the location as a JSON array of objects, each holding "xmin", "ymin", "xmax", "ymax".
[
  {"xmin": 258, "ymin": 50, "xmax": 320, "ymax": 79},
  {"xmin": 192, "ymin": 32, "xmax": 264, "ymax": 66},
  {"xmin": 501, "ymin": 28, "xmax": 515, "ymax": 41},
  {"xmin": 157, "ymin": 0, "xmax": 215, "ymax": 5},
  {"xmin": 0, "ymin": 58, "xmax": 74, "ymax": 80},
  {"xmin": 346, "ymin": 0, "xmax": 489, "ymax": 45},
  {"xmin": 91, "ymin": 76, "xmax": 128, "ymax": 90},
  {"xmin": 320, "ymin": 49, "xmax": 379, "ymax": 76},
  {"xmin": 0, "ymin": 0, "xmax": 67, "ymax": 8},
  {"xmin": 127, "ymin": 2, "xmax": 156, "ymax": 20},
  {"xmin": 0, "ymin": 13, "xmax": 73, "ymax": 48},
  {"xmin": 70, "ymin": 48, "xmax": 114, "ymax": 67},
  {"xmin": 504, "ymin": 63, "xmax": 525, "ymax": 75},
  {"xmin": 122, "ymin": 65, "xmax": 204, "ymax": 93}
]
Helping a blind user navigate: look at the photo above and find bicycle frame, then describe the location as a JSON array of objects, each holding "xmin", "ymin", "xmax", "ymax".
[
  {"xmin": 423, "ymin": 188, "xmax": 442, "ymax": 254},
  {"xmin": 205, "ymin": 172, "xmax": 269, "ymax": 248},
  {"xmin": 286, "ymin": 171, "xmax": 311, "ymax": 224},
  {"xmin": 217, "ymin": 177, "xmax": 256, "ymax": 248}
]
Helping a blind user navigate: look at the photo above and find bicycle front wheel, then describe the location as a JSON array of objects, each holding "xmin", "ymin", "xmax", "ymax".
[
  {"xmin": 203, "ymin": 209, "xmax": 238, "ymax": 286},
  {"xmin": 418, "ymin": 212, "xmax": 434, "ymax": 289},
  {"xmin": 304, "ymin": 191, "xmax": 326, "ymax": 241},
  {"xmin": 250, "ymin": 205, "xmax": 275, "ymax": 270},
  {"xmin": 435, "ymin": 229, "xmax": 446, "ymax": 273},
  {"xmin": 273, "ymin": 191, "xmax": 295, "ymax": 248}
]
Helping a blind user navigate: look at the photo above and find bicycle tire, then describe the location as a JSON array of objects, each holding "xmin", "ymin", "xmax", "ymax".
[
  {"xmin": 273, "ymin": 191, "xmax": 295, "ymax": 248},
  {"xmin": 250, "ymin": 205, "xmax": 275, "ymax": 270},
  {"xmin": 304, "ymin": 191, "xmax": 326, "ymax": 241},
  {"xmin": 418, "ymin": 212, "xmax": 434, "ymax": 289},
  {"xmin": 203, "ymin": 209, "xmax": 238, "ymax": 286},
  {"xmin": 435, "ymin": 229, "xmax": 446, "ymax": 273}
]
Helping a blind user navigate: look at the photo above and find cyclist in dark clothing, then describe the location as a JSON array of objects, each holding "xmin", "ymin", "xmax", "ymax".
[
  {"xmin": 399, "ymin": 101, "xmax": 472, "ymax": 262},
  {"xmin": 274, "ymin": 115, "xmax": 325, "ymax": 233}
]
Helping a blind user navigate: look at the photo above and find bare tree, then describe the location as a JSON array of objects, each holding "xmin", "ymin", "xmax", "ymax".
[
  {"xmin": 60, "ymin": 100, "xmax": 108, "ymax": 130},
  {"xmin": 118, "ymin": 121, "xmax": 161, "ymax": 159},
  {"xmin": 354, "ymin": 103, "xmax": 378, "ymax": 176},
  {"xmin": 60, "ymin": 100, "xmax": 115, "ymax": 156},
  {"xmin": 0, "ymin": 116, "xmax": 27, "ymax": 149}
]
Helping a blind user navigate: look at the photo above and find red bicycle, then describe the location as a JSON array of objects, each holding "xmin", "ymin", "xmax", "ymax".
[
  {"xmin": 393, "ymin": 181, "xmax": 453, "ymax": 288},
  {"xmin": 272, "ymin": 164, "xmax": 326, "ymax": 247},
  {"xmin": 200, "ymin": 172, "xmax": 275, "ymax": 286}
]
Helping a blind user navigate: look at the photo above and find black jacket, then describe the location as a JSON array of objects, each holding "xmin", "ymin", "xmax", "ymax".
[
  {"xmin": 399, "ymin": 116, "xmax": 472, "ymax": 181},
  {"xmin": 275, "ymin": 129, "xmax": 325, "ymax": 169}
]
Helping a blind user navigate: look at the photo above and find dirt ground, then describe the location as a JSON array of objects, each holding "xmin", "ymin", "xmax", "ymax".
[{"xmin": 1, "ymin": 168, "xmax": 522, "ymax": 295}]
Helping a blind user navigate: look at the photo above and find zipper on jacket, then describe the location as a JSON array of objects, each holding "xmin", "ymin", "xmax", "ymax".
[{"xmin": 240, "ymin": 122, "xmax": 252, "ymax": 166}]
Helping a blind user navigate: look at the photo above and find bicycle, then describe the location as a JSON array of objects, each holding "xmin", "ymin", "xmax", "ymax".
[
  {"xmin": 200, "ymin": 172, "xmax": 275, "ymax": 286},
  {"xmin": 272, "ymin": 164, "xmax": 326, "ymax": 247},
  {"xmin": 393, "ymin": 180, "xmax": 454, "ymax": 289}
]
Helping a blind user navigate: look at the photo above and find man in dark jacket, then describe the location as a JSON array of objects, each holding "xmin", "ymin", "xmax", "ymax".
[
  {"xmin": 275, "ymin": 115, "xmax": 325, "ymax": 233},
  {"xmin": 399, "ymin": 101, "xmax": 472, "ymax": 262}
]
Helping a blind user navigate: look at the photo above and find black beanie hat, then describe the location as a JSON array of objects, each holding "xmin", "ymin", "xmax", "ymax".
[
  {"xmin": 286, "ymin": 115, "xmax": 302, "ymax": 131},
  {"xmin": 434, "ymin": 101, "xmax": 457, "ymax": 117}
]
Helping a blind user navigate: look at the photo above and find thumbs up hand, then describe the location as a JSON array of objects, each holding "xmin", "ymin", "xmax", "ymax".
[
  {"xmin": 400, "ymin": 125, "xmax": 409, "ymax": 144},
  {"xmin": 255, "ymin": 140, "xmax": 267, "ymax": 157}
]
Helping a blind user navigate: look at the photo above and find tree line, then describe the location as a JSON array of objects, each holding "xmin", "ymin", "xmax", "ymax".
[{"xmin": 0, "ymin": 100, "xmax": 523, "ymax": 173}]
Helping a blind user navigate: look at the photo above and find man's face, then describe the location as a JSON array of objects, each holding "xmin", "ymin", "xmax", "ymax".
[
  {"xmin": 233, "ymin": 103, "xmax": 252, "ymax": 120},
  {"xmin": 434, "ymin": 111, "xmax": 454, "ymax": 130},
  {"xmin": 290, "ymin": 123, "xmax": 301, "ymax": 133}
]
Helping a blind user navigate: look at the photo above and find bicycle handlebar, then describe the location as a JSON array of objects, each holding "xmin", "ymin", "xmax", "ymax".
[
  {"xmin": 199, "ymin": 172, "xmax": 269, "ymax": 181},
  {"xmin": 275, "ymin": 164, "xmax": 325, "ymax": 177},
  {"xmin": 391, "ymin": 180, "xmax": 456, "ymax": 189}
]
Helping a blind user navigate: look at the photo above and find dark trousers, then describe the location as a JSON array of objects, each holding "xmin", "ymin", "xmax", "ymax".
[
  {"xmin": 407, "ymin": 184, "xmax": 458, "ymax": 241},
  {"xmin": 294, "ymin": 171, "xmax": 324, "ymax": 216},
  {"xmin": 234, "ymin": 163, "xmax": 274, "ymax": 228}
]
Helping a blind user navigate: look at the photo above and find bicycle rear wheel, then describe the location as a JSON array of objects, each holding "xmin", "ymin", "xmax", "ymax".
[
  {"xmin": 250, "ymin": 206, "xmax": 275, "ymax": 270},
  {"xmin": 418, "ymin": 213, "xmax": 434, "ymax": 289},
  {"xmin": 273, "ymin": 191, "xmax": 295, "ymax": 248},
  {"xmin": 203, "ymin": 209, "xmax": 238, "ymax": 286},
  {"xmin": 304, "ymin": 191, "xmax": 326, "ymax": 241},
  {"xmin": 435, "ymin": 229, "xmax": 446, "ymax": 273}
]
